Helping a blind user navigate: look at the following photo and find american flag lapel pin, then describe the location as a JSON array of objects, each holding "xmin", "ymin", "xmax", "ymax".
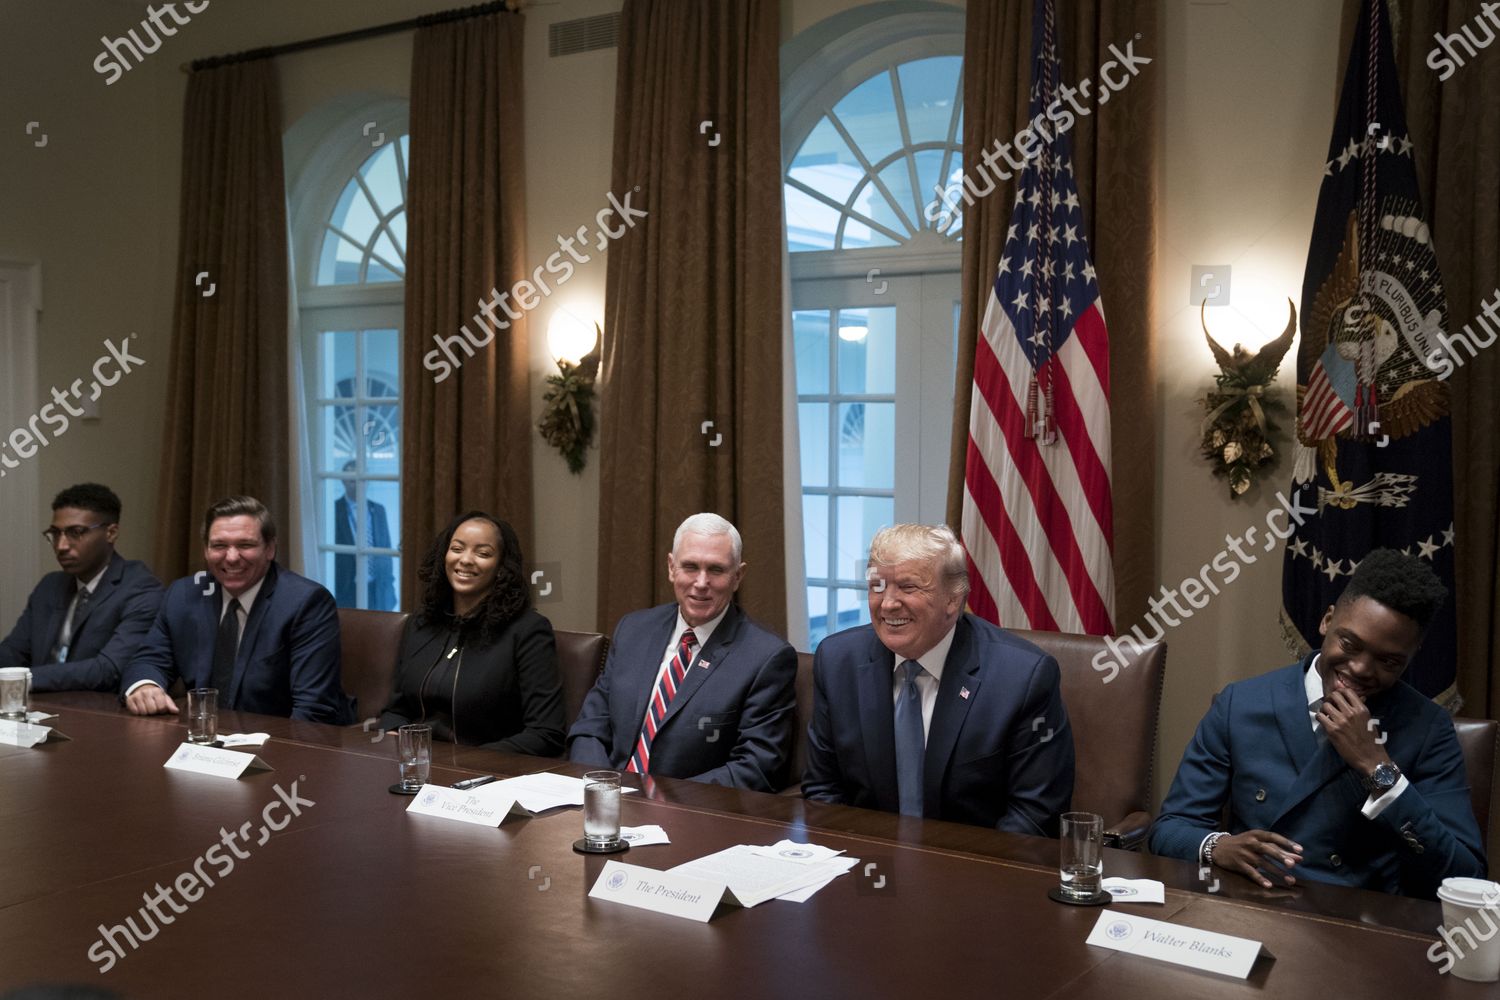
[
  {"xmin": 699, "ymin": 659, "xmax": 711, "ymax": 670},
  {"xmin": 959, "ymin": 686, "xmax": 970, "ymax": 700}
]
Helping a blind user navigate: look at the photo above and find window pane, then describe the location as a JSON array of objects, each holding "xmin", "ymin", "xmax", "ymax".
[
  {"xmin": 808, "ymin": 587, "xmax": 830, "ymax": 648},
  {"xmin": 833, "ymin": 70, "xmax": 902, "ymax": 168},
  {"xmin": 913, "ymin": 149, "xmax": 949, "ymax": 228},
  {"xmin": 363, "ymin": 405, "xmax": 399, "ymax": 473},
  {"xmin": 836, "ymin": 307, "xmax": 896, "ymax": 395},
  {"xmin": 834, "ymin": 586, "xmax": 871, "ymax": 634},
  {"xmin": 840, "ymin": 186, "xmax": 901, "ymax": 249},
  {"xmin": 319, "ymin": 331, "xmax": 356, "ymax": 398},
  {"xmin": 793, "ymin": 310, "xmax": 830, "ymax": 396},
  {"xmin": 799, "ymin": 402, "xmax": 829, "ymax": 487},
  {"xmin": 784, "ymin": 185, "xmax": 839, "ymax": 252},
  {"xmin": 335, "ymin": 185, "xmax": 379, "ymax": 246},
  {"xmin": 364, "ymin": 329, "xmax": 401, "ymax": 396},
  {"xmin": 875, "ymin": 159, "xmax": 919, "ymax": 234},
  {"xmin": 321, "ymin": 404, "xmax": 356, "ymax": 472},
  {"xmin": 789, "ymin": 116, "xmax": 864, "ymax": 206},
  {"xmin": 837, "ymin": 402, "xmax": 894, "ymax": 489},
  {"xmin": 318, "ymin": 231, "xmax": 364, "ymax": 285},
  {"xmin": 803, "ymin": 493, "xmax": 829, "ymax": 581},
  {"xmin": 360, "ymin": 143, "xmax": 404, "ymax": 216},
  {"xmin": 898, "ymin": 56, "xmax": 962, "ymax": 146},
  {"xmin": 837, "ymin": 495, "xmax": 894, "ymax": 582}
]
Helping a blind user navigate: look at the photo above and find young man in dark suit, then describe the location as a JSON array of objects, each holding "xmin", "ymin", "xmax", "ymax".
[
  {"xmin": 567, "ymin": 513, "xmax": 796, "ymax": 791},
  {"xmin": 802, "ymin": 523, "xmax": 1075, "ymax": 835},
  {"xmin": 121, "ymin": 495, "xmax": 353, "ymax": 724},
  {"xmin": 0, "ymin": 483, "xmax": 163, "ymax": 692},
  {"xmin": 1151, "ymin": 549, "xmax": 1485, "ymax": 897}
]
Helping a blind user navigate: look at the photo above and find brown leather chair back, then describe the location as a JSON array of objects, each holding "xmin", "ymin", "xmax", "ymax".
[
  {"xmin": 1454, "ymin": 716, "xmax": 1498, "ymax": 850},
  {"xmin": 783, "ymin": 651, "xmax": 815, "ymax": 792},
  {"xmin": 1009, "ymin": 629, "xmax": 1167, "ymax": 848},
  {"xmin": 338, "ymin": 608, "xmax": 410, "ymax": 723},
  {"xmin": 555, "ymin": 629, "xmax": 608, "ymax": 729}
]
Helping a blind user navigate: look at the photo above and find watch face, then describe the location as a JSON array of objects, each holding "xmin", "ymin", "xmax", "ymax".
[{"xmin": 1372, "ymin": 763, "xmax": 1399, "ymax": 790}]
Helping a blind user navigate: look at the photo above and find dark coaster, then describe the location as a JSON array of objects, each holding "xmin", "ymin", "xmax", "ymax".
[
  {"xmin": 1048, "ymin": 886, "xmax": 1111, "ymax": 906},
  {"xmin": 389, "ymin": 783, "xmax": 420, "ymax": 796},
  {"xmin": 573, "ymin": 837, "xmax": 630, "ymax": 855}
]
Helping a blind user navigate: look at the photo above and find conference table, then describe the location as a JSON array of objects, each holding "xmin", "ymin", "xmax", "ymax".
[{"xmin": 0, "ymin": 694, "xmax": 1490, "ymax": 998}]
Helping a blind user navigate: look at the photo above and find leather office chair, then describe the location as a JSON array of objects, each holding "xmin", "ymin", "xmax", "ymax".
[
  {"xmin": 780, "ymin": 651, "xmax": 815, "ymax": 794},
  {"xmin": 555, "ymin": 629, "xmax": 608, "ymax": 730},
  {"xmin": 1454, "ymin": 716, "xmax": 1498, "ymax": 851},
  {"xmin": 1010, "ymin": 629, "xmax": 1167, "ymax": 850},
  {"xmin": 338, "ymin": 608, "xmax": 410, "ymax": 722}
]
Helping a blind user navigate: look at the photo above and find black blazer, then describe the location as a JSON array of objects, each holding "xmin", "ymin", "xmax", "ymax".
[
  {"xmin": 377, "ymin": 608, "xmax": 565, "ymax": 756},
  {"xmin": 0, "ymin": 552, "xmax": 163, "ymax": 693}
]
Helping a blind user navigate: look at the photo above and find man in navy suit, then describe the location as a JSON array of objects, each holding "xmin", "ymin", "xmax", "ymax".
[
  {"xmin": 1151, "ymin": 549, "xmax": 1486, "ymax": 897},
  {"xmin": 122, "ymin": 496, "xmax": 353, "ymax": 724},
  {"xmin": 567, "ymin": 513, "xmax": 796, "ymax": 791},
  {"xmin": 802, "ymin": 524, "xmax": 1075, "ymax": 835},
  {"xmin": 0, "ymin": 483, "xmax": 162, "ymax": 692},
  {"xmin": 333, "ymin": 462, "xmax": 396, "ymax": 611}
]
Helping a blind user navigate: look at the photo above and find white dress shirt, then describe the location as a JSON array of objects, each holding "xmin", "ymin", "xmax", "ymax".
[
  {"xmin": 125, "ymin": 577, "xmax": 266, "ymax": 697},
  {"xmin": 1305, "ymin": 655, "xmax": 1408, "ymax": 818},
  {"xmin": 890, "ymin": 622, "xmax": 958, "ymax": 745}
]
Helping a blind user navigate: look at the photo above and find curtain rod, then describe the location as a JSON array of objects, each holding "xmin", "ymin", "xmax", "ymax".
[{"xmin": 183, "ymin": 0, "xmax": 520, "ymax": 72}]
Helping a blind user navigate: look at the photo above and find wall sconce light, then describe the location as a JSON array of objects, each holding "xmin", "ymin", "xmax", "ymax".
[{"xmin": 538, "ymin": 309, "xmax": 601, "ymax": 474}]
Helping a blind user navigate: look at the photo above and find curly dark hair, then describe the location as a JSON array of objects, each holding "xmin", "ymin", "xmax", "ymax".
[
  {"xmin": 1337, "ymin": 548, "xmax": 1448, "ymax": 633},
  {"xmin": 414, "ymin": 511, "xmax": 530, "ymax": 643},
  {"xmin": 52, "ymin": 483, "xmax": 121, "ymax": 523}
]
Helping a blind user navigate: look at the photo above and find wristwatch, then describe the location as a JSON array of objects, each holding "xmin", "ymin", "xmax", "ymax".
[{"xmin": 1361, "ymin": 761, "xmax": 1401, "ymax": 795}]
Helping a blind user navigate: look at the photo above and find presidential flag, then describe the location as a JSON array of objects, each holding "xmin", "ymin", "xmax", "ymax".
[
  {"xmin": 960, "ymin": 0, "xmax": 1114, "ymax": 635},
  {"xmin": 1282, "ymin": 0, "xmax": 1458, "ymax": 705}
]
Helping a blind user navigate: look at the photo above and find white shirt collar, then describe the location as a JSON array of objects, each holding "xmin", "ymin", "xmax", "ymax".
[
  {"xmin": 1305, "ymin": 654, "xmax": 1324, "ymax": 731},
  {"xmin": 894, "ymin": 620, "xmax": 959, "ymax": 682},
  {"xmin": 223, "ymin": 575, "xmax": 266, "ymax": 618},
  {"xmin": 675, "ymin": 603, "xmax": 730, "ymax": 650},
  {"xmin": 78, "ymin": 562, "xmax": 110, "ymax": 595}
]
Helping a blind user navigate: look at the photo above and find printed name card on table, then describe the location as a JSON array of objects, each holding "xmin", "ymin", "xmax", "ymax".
[
  {"xmin": 405, "ymin": 784, "xmax": 525, "ymax": 827},
  {"xmin": 162, "ymin": 743, "xmax": 272, "ymax": 779},
  {"xmin": 1086, "ymin": 910, "xmax": 1271, "ymax": 979},
  {"xmin": 0, "ymin": 719, "xmax": 71, "ymax": 748},
  {"xmin": 588, "ymin": 861, "xmax": 737, "ymax": 922}
]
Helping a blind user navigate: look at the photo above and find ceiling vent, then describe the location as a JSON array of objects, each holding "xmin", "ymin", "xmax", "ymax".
[{"xmin": 549, "ymin": 12, "xmax": 621, "ymax": 57}]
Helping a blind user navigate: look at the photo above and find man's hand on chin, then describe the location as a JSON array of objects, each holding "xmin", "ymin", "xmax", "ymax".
[
  {"xmin": 125, "ymin": 685, "xmax": 178, "ymax": 716},
  {"xmin": 1317, "ymin": 686, "xmax": 1391, "ymax": 775}
]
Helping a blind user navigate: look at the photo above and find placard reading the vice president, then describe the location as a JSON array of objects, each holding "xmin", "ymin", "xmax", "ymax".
[
  {"xmin": 405, "ymin": 784, "xmax": 523, "ymax": 827},
  {"xmin": 163, "ymin": 743, "xmax": 272, "ymax": 779},
  {"xmin": 1086, "ymin": 910, "xmax": 1270, "ymax": 978}
]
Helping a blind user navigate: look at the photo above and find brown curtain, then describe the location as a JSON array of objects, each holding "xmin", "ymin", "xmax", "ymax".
[
  {"xmin": 595, "ymin": 0, "xmax": 785, "ymax": 636},
  {"xmin": 154, "ymin": 60, "xmax": 290, "ymax": 580},
  {"xmin": 944, "ymin": 1, "xmax": 1159, "ymax": 631},
  {"xmin": 1342, "ymin": 0, "xmax": 1500, "ymax": 720},
  {"xmin": 402, "ymin": 9, "xmax": 532, "ymax": 606}
]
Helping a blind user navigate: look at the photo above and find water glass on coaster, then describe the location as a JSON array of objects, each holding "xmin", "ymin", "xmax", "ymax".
[
  {"xmin": 1050, "ymin": 811, "xmax": 1108, "ymax": 905},
  {"xmin": 186, "ymin": 688, "xmax": 218, "ymax": 744},
  {"xmin": 574, "ymin": 770, "xmax": 628, "ymax": 854},
  {"xmin": 390, "ymin": 724, "xmax": 431, "ymax": 795}
]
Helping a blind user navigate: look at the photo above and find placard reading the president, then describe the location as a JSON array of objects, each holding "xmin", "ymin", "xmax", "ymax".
[
  {"xmin": 588, "ymin": 861, "xmax": 731, "ymax": 922},
  {"xmin": 1086, "ymin": 910, "xmax": 1268, "ymax": 978}
]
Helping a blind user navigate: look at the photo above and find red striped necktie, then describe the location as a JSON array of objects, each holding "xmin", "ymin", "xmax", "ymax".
[{"xmin": 626, "ymin": 627, "xmax": 699, "ymax": 774}]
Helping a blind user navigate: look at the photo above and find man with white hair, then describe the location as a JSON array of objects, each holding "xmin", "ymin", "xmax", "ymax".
[
  {"xmin": 803, "ymin": 523, "xmax": 1075, "ymax": 834},
  {"xmin": 567, "ymin": 513, "xmax": 797, "ymax": 791}
]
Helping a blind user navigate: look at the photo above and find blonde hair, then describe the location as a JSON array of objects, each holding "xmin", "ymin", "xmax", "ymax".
[{"xmin": 867, "ymin": 523, "xmax": 969, "ymax": 596}]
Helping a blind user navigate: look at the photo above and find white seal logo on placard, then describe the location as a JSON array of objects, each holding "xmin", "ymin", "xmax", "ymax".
[
  {"xmin": 606, "ymin": 871, "xmax": 628, "ymax": 891},
  {"xmin": 1106, "ymin": 921, "xmax": 1133, "ymax": 941}
]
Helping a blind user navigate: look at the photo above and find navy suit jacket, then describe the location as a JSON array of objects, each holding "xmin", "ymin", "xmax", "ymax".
[
  {"xmin": 122, "ymin": 562, "xmax": 353, "ymax": 724},
  {"xmin": 566, "ymin": 602, "xmax": 797, "ymax": 791},
  {"xmin": 802, "ymin": 614, "xmax": 1075, "ymax": 836},
  {"xmin": 1150, "ymin": 657, "xmax": 1487, "ymax": 897},
  {"xmin": 333, "ymin": 495, "xmax": 396, "ymax": 610},
  {"xmin": 0, "ymin": 552, "xmax": 163, "ymax": 693}
]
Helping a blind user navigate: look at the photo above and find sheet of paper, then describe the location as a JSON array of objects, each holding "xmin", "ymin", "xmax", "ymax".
[
  {"xmin": 668, "ymin": 845, "xmax": 848, "ymax": 907},
  {"xmin": 751, "ymin": 840, "xmax": 845, "ymax": 863},
  {"xmin": 24, "ymin": 711, "xmax": 57, "ymax": 723},
  {"xmin": 620, "ymin": 825, "xmax": 670, "ymax": 846},
  {"xmin": 1102, "ymin": 877, "xmax": 1165, "ymax": 904},
  {"xmin": 777, "ymin": 855, "xmax": 858, "ymax": 902},
  {"xmin": 218, "ymin": 732, "xmax": 270, "ymax": 748},
  {"xmin": 475, "ymin": 773, "xmax": 639, "ymax": 814}
]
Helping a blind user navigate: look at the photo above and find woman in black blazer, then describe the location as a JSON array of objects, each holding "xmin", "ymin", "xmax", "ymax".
[{"xmin": 377, "ymin": 511, "xmax": 565, "ymax": 755}]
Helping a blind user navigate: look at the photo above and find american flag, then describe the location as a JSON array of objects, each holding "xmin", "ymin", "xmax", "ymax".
[{"xmin": 960, "ymin": 0, "xmax": 1115, "ymax": 635}]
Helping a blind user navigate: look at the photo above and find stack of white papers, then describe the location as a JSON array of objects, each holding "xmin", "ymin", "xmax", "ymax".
[
  {"xmin": 470, "ymin": 772, "xmax": 639, "ymax": 814},
  {"xmin": 668, "ymin": 841, "xmax": 856, "ymax": 907}
]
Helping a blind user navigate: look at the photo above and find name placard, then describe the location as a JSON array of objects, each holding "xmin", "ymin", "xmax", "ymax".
[
  {"xmin": 0, "ymin": 719, "xmax": 69, "ymax": 748},
  {"xmin": 162, "ymin": 743, "xmax": 272, "ymax": 779},
  {"xmin": 1086, "ymin": 910, "xmax": 1269, "ymax": 978},
  {"xmin": 589, "ymin": 861, "xmax": 732, "ymax": 922},
  {"xmin": 405, "ymin": 784, "xmax": 521, "ymax": 827}
]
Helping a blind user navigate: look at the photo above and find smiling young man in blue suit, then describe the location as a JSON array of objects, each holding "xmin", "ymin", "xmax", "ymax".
[
  {"xmin": 802, "ymin": 524, "xmax": 1075, "ymax": 835},
  {"xmin": 0, "ymin": 483, "xmax": 163, "ymax": 692},
  {"xmin": 567, "ymin": 513, "xmax": 796, "ymax": 791},
  {"xmin": 121, "ymin": 496, "xmax": 354, "ymax": 725},
  {"xmin": 1151, "ymin": 549, "xmax": 1486, "ymax": 897}
]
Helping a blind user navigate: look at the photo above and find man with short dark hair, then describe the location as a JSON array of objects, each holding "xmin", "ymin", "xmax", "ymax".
[
  {"xmin": 121, "ymin": 495, "xmax": 353, "ymax": 724},
  {"xmin": 1151, "ymin": 549, "xmax": 1486, "ymax": 897},
  {"xmin": 0, "ymin": 483, "xmax": 163, "ymax": 692}
]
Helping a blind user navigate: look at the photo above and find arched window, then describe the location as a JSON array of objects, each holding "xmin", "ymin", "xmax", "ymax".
[
  {"xmin": 288, "ymin": 103, "xmax": 408, "ymax": 611},
  {"xmin": 784, "ymin": 7, "xmax": 964, "ymax": 648}
]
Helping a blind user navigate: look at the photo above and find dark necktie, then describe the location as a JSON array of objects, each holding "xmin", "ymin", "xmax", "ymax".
[
  {"xmin": 51, "ymin": 585, "xmax": 93, "ymax": 662},
  {"xmin": 894, "ymin": 660, "xmax": 926, "ymax": 816},
  {"xmin": 210, "ymin": 599, "xmax": 242, "ymax": 694}
]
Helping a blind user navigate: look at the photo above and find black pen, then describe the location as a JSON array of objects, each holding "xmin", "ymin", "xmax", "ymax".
[{"xmin": 452, "ymin": 775, "xmax": 497, "ymax": 790}]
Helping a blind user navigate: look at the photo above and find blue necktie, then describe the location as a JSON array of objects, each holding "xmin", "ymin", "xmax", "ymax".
[{"xmin": 894, "ymin": 659, "xmax": 925, "ymax": 816}]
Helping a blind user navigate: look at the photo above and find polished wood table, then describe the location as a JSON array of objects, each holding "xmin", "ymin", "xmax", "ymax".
[{"xmin": 1, "ymin": 695, "xmax": 1490, "ymax": 998}]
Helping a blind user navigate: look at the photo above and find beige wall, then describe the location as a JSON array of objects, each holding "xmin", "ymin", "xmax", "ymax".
[{"xmin": 2, "ymin": 0, "xmax": 1351, "ymax": 807}]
